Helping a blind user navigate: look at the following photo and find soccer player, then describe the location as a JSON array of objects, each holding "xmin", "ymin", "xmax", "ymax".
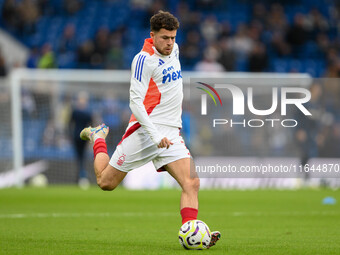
[{"xmin": 80, "ymin": 11, "xmax": 220, "ymax": 248}]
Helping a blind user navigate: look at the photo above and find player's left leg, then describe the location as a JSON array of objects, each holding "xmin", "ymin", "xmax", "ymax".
[
  {"xmin": 164, "ymin": 157, "xmax": 220, "ymax": 248},
  {"xmin": 164, "ymin": 157, "xmax": 199, "ymax": 211}
]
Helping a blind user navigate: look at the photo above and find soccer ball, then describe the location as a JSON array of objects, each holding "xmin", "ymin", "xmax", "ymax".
[
  {"xmin": 178, "ymin": 220, "xmax": 211, "ymax": 250},
  {"xmin": 29, "ymin": 174, "xmax": 48, "ymax": 187}
]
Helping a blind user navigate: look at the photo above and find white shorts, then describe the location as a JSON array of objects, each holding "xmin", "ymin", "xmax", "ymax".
[{"xmin": 109, "ymin": 124, "xmax": 191, "ymax": 172}]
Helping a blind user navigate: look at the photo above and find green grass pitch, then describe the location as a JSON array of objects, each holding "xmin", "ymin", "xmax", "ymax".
[{"xmin": 0, "ymin": 186, "xmax": 339, "ymax": 255}]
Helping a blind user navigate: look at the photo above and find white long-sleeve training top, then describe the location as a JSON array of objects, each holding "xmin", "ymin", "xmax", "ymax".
[{"xmin": 126, "ymin": 38, "xmax": 183, "ymax": 145}]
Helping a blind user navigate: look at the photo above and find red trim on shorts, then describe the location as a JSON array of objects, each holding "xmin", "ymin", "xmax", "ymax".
[
  {"xmin": 156, "ymin": 166, "xmax": 166, "ymax": 172},
  {"xmin": 118, "ymin": 122, "xmax": 141, "ymax": 145}
]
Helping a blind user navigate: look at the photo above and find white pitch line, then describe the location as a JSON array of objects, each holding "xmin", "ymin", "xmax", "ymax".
[
  {"xmin": 0, "ymin": 211, "xmax": 339, "ymax": 219},
  {"xmin": 232, "ymin": 211, "xmax": 340, "ymax": 217},
  {"xmin": 0, "ymin": 212, "xmax": 178, "ymax": 219}
]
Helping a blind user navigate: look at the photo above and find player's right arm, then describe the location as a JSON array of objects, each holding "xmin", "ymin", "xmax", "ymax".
[{"xmin": 129, "ymin": 54, "xmax": 172, "ymax": 148}]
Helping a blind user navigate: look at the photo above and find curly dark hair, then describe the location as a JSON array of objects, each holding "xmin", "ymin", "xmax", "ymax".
[{"xmin": 150, "ymin": 11, "xmax": 180, "ymax": 32}]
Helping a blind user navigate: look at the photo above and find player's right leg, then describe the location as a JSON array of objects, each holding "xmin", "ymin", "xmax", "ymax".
[
  {"xmin": 93, "ymin": 152, "xmax": 127, "ymax": 190},
  {"xmin": 80, "ymin": 124, "xmax": 127, "ymax": 190}
]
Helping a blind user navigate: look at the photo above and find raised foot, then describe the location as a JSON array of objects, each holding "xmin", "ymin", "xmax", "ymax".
[{"xmin": 80, "ymin": 123, "xmax": 109, "ymax": 143}]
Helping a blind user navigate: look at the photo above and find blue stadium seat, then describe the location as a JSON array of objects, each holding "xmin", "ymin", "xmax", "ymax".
[
  {"xmin": 235, "ymin": 57, "xmax": 248, "ymax": 72},
  {"xmin": 58, "ymin": 52, "xmax": 76, "ymax": 68},
  {"xmin": 0, "ymin": 0, "xmax": 334, "ymax": 80},
  {"xmin": 290, "ymin": 59, "xmax": 303, "ymax": 72},
  {"xmin": 23, "ymin": 120, "xmax": 47, "ymax": 156},
  {"xmin": 272, "ymin": 59, "xmax": 289, "ymax": 73}
]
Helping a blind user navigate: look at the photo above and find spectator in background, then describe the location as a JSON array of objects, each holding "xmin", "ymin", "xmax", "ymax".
[
  {"xmin": 248, "ymin": 41, "xmax": 268, "ymax": 72},
  {"xmin": 266, "ymin": 3, "xmax": 287, "ymax": 33},
  {"xmin": 77, "ymin": 40, "xmax": 94, "ymax": 69},
  {"xmin": 316, "ymin": 33, "xmax": 331, "ymax": 57},
  {"xmin": 106, "ymin": 29, "xmax": 124, "ymax": 69},
  {"xmin": 180, "ymin": 30, "xmax": 202, "ymax": 68},
  {"xmin": 176, "ymin": 2, "xmax": 192, "ymax": 32},
  {"xmin": 1, "ymin": 0, "xmax": 19, "ymax": 31},
  {"xmin": 130, "ymin": 0, "xmax": 152, "ymax": 9},
  {"xmin": 194, "ymin": 46, "xmax": 225, "ymax": 72},
  {"xmin": 38, "ymin": 43, "xmax": 56, "ymax": 68},
  {"xmin": 92, "ymin": 27, "xmax": 110, "ymax": 68},
  {"xmin": 58, "ymin": 24, "xmax": 77, "ymax": 54},
  {"xmin": 325, "ymin": 58, "xmax": 340, "ymax": 78},
  {"xmin": 227, "ymin": 24, "xmax": 254, "ymax": 58},
  {"xmin": 218, "ymin": 37, "xmax": 236, "ymax": 71},
  {"xmin": 146, "ymin": 0, "xmax": 165, "ymax": 24},
  {"xmin": 70, "ymin": 91, "xmax": 93, "ymax": 188},
  {"xmin": 0, "ymin": 49, "xmax": 7, "ymax": 77},
  {"xmin": 271, "ymin": 30, "xmax": 291, "ymax": 57},
  {"xmin": 286, "ymin": 13, "xmax": 308, "ymax": 57},
  {"xmin": 248, "ymin": 20, "xmax": 262, "ymax": 42},
  {"xmin": 182, "ymin": 10, "xmax": 202, "ymax": 32},
  {"xmin": 63, "ymin": 0, "xmax": 82, "ymax": 15},
  {"xmin": 26, "ymin": 47, "xmax": 40, "ymax": 68},
  {"xmin": 252, "ymin": 3, "xmax": 267, "ymax": 26},
  {"xmin": 200, "ymin": 15, "xmax": 221, "ymax": 44},
  {"xmin": 37, "ymin": 0, "xmax": 49, "ymax": 15},
  {"xmin": 324, "ymin": 47, "xmax": 340, "ymax": 78},
  {"xmin": 17, "ymin": 0, "xmax": 40, "ymax": 35},
  {"xmin": 326, "ymin": 48, "xmax": 340, "ymax": 66},
  {"xmin": 219, "ymin": 21, "xmax": 232, "ymax": 38},
  {"xmin": 304, "ymin": 8, "xmax": 329, "ymax": 38}
]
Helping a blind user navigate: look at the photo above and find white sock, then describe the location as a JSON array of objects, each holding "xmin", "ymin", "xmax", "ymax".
[{"xmin": 93, "ymin": 134, "xmax": 104, "ymax": 142}]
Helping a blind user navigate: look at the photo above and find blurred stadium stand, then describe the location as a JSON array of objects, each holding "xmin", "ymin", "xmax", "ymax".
[
  {"xmin": 0, "ymin": 0, "xmax": 339, "ymax": 75},
  {"xmin": 0, "ymin": 0, "xmax": 340, "ymax": 186}
]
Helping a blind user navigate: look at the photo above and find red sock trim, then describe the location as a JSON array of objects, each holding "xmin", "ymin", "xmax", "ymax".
[
  {"xmin": 93, "ymin": 138, "xmax": 108, "ymax": 159},
  {"xmin": 180, "ymin": 207, "xmax": 198, "ymax": 225}
]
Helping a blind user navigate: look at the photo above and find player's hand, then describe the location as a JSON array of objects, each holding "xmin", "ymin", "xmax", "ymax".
[{"xmin": 158, "ymin": 137, "xmax": 173, "ymax": 149}]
